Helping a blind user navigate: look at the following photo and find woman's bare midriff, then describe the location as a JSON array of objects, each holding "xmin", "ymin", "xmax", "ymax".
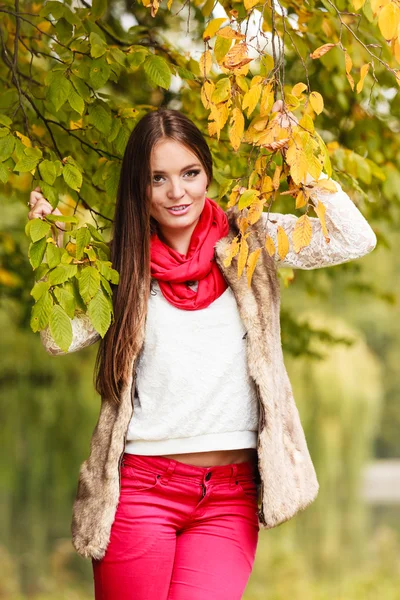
[{"xmin": 162, "ymin": 448, "xmax": 258, "ymax": 467}]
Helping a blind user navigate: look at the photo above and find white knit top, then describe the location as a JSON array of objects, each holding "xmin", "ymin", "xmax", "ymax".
[{"xmin": 124, "ymin": 278, "xmax": 259, "ymax": 455}]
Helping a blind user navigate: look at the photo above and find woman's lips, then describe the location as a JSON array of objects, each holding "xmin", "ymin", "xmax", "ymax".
[{"xmin": 166, "ymin": 204, "xmax": 191, "ymax": 216}]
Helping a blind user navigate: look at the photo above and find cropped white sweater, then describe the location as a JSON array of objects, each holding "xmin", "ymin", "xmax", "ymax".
[{"xmin": 124, "ymin": 278, "xmax": 260, "ymax": 455}]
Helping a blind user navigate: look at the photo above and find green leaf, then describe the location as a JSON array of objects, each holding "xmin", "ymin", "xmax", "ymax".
[
  {"xmin": 91, "ymin": 0, "xmax": 108, "ymax": 19},
  {"xmin": 46, "ymin": 242, "xmax": 62, "ymax": 269},
  {"xmin": 0, "ymin": 134, "xmax": 15, "ymax": 162},
  {"xmin": 104, "ymin": 161, "xmax": 120, "ymax": 199},
  {"xmin": 90, "ymin": 58, "xmax": 111, "ymax": 88},
  {"xmin": 97, "ymin": 260, "xmax": 119, "ymax": 284},
  {"xmin": 53, "ymin": 287, "xmax": 76, "ymax": 318},
  {"xmin": 75, "ymin": 227, "xmax": 91, "ymax": 260},
  {"xmin": 63, "ymin": 163, "xmax": 83, "ymax": 191},
  {"xmin": 68, "ymin": 88, "xmax": 85, "ymax": 115},
  {"xmin": 87, "ymin": 223, "xmax": 106, "ymax": 242},
  {"xmin": 49, "ymin": 304, "xmax": 73, "ymax": 352},
  {"xmin": 39, "ymin": 1, "xmax": 64, "ymax": 19},
  {"xmin": 13, "ymin": 155, "xmax": 40, "ymax": 173},
  {"xmin": 90, "ymin": 32, "xmax": 107, "ymax": 58},
  {"xmin": 45, "ymin": 213, "xmax": 79, "ymax": 224},
  {"xmin": 39, "ymin": 182, "xmax": 58, "ymax": 208},
  {"xmin": 100, "ymin": 273, "xmax": 113, "ymax": 297},
  {"xmin": 31, "ymin": 290, "xmax": 53, "ymax": 332},
  {"xmin": 127, "ymin": 49, "xmax": 148, "ymax": 69},
  {"xmin": 84, "ymin": 246, "xmax": 97, "ymax": 262},
  {"xmin": 38, "ymin": 160, "xmax": 57, "ymax": 185},
  {"xmin": 30, "ymin": 280, "xmax": 50, "ymax": 301},
  {"xmin": 30, "ymin": 219, "xmax": 51, "ymax": 242},
  {"xmin": 48, "ymin": 76, "xmax": 72, "ymax": 112},
  {"xmin": 238, "ymin": 189, "xmax": 259, "ymax": 210},
  {"xmin": 0, "ymin": 162, "xmax": 10, "ymax": 183},
  {"xmin": 79, "ymin": 266, "xmax": 101, "ymax": 303},
  {"xmin": 88, "ymin": 103, "xmax": 112, "ymax": 135},
  {"xmin": 34, "ymin": 263, "xmax": 50, "ymax": 282},
  {"xmin": 48, "ymin": 264, "xmax": 78, "ymax": 286},
  {"xmin": 87, "ymin": 289, "xmax": 111, "ymax": 337},
  {"xmin": 143, "ymin": 55, "xmax": 171, "ymax": 90},
  {"xmin": 0, "ymin": 114, "xmax": 12, "ymax": 127}
]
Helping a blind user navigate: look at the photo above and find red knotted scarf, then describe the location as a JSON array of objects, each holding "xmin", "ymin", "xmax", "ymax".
[{"xmin": 150, "ymin": 196, "xmax": 230, "ymax": 310}]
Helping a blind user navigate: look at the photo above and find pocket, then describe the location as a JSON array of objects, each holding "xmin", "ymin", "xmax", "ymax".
[
  {"xmin": 235, "ymin": 475, "xmax": 258, "ymax": 502},
  {"xmin": 120, "ymin": 464, "xmax": 160, "ymax": 493}
]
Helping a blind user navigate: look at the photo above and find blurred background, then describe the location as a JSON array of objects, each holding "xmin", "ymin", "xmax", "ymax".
[{"xmin": 1, "ymin": 0, "xmax": 400, "ymax": 598}]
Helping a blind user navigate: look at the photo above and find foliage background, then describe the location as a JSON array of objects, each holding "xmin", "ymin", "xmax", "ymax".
[{"xmin": 0, "ymin": 0, "xmax": 399, "ymax": 597}]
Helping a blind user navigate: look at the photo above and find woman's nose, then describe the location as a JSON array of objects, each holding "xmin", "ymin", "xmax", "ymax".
[{"xmin": 167, "ymin": 179, "xmax": 185, "ymax": 198}]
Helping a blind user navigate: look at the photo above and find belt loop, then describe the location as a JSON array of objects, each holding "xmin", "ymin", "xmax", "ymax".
[
  {"xmin": 229, "ymin": 464, "xmax": 238, "ymax": 488},
  {"xmin": 159, "ymin": 461, "xmax": 176, "ymax": 485}
]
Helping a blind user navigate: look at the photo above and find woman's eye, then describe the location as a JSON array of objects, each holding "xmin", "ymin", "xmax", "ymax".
[{"xmin": 152, "ymin": 170, "xmax": 200, "ymax": 184}]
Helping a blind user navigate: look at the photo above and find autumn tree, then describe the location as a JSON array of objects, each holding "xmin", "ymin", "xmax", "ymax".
[{"xmin": 0, "ymin": 0, "xmax": 398, "ymax": 352}]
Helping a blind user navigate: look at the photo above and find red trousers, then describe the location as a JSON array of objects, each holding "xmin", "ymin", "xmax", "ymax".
[{"xmin": 92, "ymin": 452, "xmax": 260, "ymax": 599}]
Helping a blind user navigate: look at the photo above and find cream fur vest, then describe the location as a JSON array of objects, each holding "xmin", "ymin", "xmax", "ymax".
[{"xmin": 71, "ymin": 204, "xmax": 319, "ymax": 560}]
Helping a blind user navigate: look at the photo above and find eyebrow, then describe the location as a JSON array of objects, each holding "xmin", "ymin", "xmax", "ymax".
[{"xmin": 152, "ymin": 163, "xmax": 202, "ymax": 174}]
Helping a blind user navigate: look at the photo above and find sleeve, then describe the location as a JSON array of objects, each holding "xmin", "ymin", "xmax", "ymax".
[
  {"xmin": 39, "ymin": 312, "xmax": 101, "ymax": 356},
  {"xmin": 261, "ymin": 173, "xmax": 377, "ymax": 270}
]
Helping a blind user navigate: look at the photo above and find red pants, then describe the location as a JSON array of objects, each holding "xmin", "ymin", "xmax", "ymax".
[{"xmin": 92, "ymin": 452, "xmax": 260, "ymax": 599}]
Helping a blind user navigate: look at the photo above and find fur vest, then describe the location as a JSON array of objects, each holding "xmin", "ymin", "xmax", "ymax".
[{"xmin": 71, "ymin": 205, "xmax": 319, "ymax": 560}]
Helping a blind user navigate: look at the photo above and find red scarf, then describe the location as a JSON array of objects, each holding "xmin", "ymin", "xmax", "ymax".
[{"xmin": 150, "ymin": 197, "xmax": 230, "ymax": 310}]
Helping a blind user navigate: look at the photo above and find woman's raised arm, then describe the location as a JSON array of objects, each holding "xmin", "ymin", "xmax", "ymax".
[
  {"xmin": 261, "ymin": 173, "xmax": 377, "ymax": 270},
  {"xmin": 39, "ymin": 314, "xmax": 101, "ymax": 356}
]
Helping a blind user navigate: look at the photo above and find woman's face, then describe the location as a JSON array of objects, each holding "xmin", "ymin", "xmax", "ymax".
[{"xmin": 146, "ymin": 138, "xmax": 209, "ymax": 242}]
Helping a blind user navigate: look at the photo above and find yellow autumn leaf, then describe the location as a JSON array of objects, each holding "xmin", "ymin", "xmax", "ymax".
[
  {"xmin": 344, "ymin": 51, "xmax": 355, "ymax": 91},
  {"xmin": 370, "ymin": 0, "xmax": 390, "ymax": 15},
  {"xmin": 277, "ymin": 225, "xmax": 289, "ymax": 261},
  {"xmin": 248, "ymin": 201, "xmax": 264, "ymax": 225},
  {"xmin": 203, "ymin": 18, "xmax": 227, "ymax": 40},
  {"xmin": 295, "ymin": 190, "xmax": 308, "ymax": 209},
  {"xmin": 309, "ymin": 43, "xmax": 336, "ymax": 59},
  {"xmin": 313, "ymin": 200, "xmax": 330, "ymax": 242},
  {"xmin": 223, "ymin": 42, "xmax": 253, "ymax": 70},
  {"xmin": 15, "ymin": 131, "xmax": 32, "ymax": 147},
  {"xmin": 314, "ymin": 179, "xmax": 338, "ymax": 193},
  {"xmin": 244, "ymin": 0, "xmax": 259, "ymax": 10},
  {"xmin": 292, "ymin": 82, "xmax": 308, "ymax": 96},
  {"xmin": 201, "ymin": 80, "xmax": 215, "ymax": 109},
  {"xmin": 237, "ymin": 237, "xmax": 249, "ymax": 278},
  {"xmin": 265, "ymin": 235, "xmax": 276, "ymax": 257},
  {"xmin": 260, "ymin": 85, "xmax": 274, "ymax": 116},
  {"xmin": 242, "ymin": 83, "xmax": 262, "ymax": 117},
  {"xmin": 356, "ymin": 63, "xmax": 370, "ymax": 93},
  {"xmin": 216, "ymin": 26, "xmax": 246, "ymax": 40},
  {"xmin": 378, "ymin": 2, "xmax": 399, "ymax": 40},
  {"xmin": 223, "ymin": 236, "xmax": 240, "ymax": 267},
  {"xmin": 262, "ymin": 175, "xmax": 273, "ymax": 194},
  {"xmin": 247, "ymin": 248, "xmax": 261, "ymax": 287},
  {"xmin": 229, "ymin": 107, "xmax": 245, "ymax": 151},
  {"xmin": 293, "ymin": 214, "xmax": 312, "ymax": 253},
  {"xmin": 352, "ymin": 0, "xmax": 366, "ymax": 9},
  {"xmin": 394, "ymin": 38, "xmax": 400, "ymax": 63},
  {"xmin": 286, "ymin": 143, "xmax": 308, "ymax": 185},
  {"xmin": 272, "ymin": 164, "xmax": 282, "ymax": 191},
  {"xmin": 309, "ymin": 91, "xmax": 324, "ymax": 115},
  {"xmin": 200, "ymin": 50, "xmax": 212, "ymax": 76}
]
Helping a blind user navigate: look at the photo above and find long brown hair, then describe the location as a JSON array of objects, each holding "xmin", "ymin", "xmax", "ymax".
[{"xmin": 94, "ymin": 108, "xmax": 213, "ymax": 404}]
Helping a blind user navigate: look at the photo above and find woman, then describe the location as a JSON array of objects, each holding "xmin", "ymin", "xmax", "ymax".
[{"xmin": 28, "ymin": 107, "xmax": 377, "ymax": 599}]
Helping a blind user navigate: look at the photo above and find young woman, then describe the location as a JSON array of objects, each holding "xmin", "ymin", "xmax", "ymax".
[{"xmin": 28, "ymin": 107, "xmax": 377, "ymax": 600}]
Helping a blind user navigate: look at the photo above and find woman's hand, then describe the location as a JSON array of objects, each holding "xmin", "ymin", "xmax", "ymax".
[{"xmin": 28, "ymin": 186, "xmax": 65, "ymax": 247}]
